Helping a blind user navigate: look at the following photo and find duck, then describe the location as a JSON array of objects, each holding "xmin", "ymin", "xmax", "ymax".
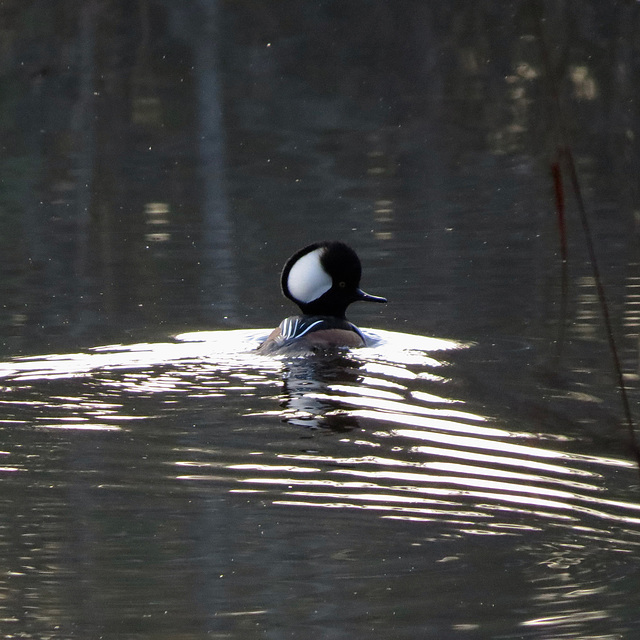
[{"xmin": 257, "ymin": 241, "xmax": 387, "ymax": 354}]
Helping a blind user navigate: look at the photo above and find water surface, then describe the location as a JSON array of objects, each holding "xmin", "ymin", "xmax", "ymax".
[
  {"xmin": 2, "ymin": 328, "xmax": 640, "ymax": 638},
  {"xmin": 1, "ymin": 1, "xmax": 640, "ymax": 638}
]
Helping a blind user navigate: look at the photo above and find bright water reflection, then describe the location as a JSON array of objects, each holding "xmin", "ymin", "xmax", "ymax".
[{"xmin": 1, "ymin": 329, "xmax": 640, "ymax": 638}]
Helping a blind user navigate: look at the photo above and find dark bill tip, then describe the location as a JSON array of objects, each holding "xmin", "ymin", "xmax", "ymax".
[{"xmin": 356, "ymin": 288, "xmax": 387, "ymax": 304}]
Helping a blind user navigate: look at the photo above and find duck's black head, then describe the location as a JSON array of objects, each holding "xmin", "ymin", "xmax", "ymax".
[{"xmin": 281, "ymin": 241, "xmax": 387, "ymax": 318}]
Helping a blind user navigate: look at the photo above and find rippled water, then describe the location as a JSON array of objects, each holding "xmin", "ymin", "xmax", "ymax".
[
  {"xmin": 2, "ymin": 329, "xmax": 639, "ymax": 638},
  {"xmin": 2, "ymin": 2, "xmax": 640, "ymax": 637}
]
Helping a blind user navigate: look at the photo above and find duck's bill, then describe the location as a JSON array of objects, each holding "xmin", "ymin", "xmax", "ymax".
[{"xmin": 356, "ymin": 289, "xmax": 387, "ymax": 304}]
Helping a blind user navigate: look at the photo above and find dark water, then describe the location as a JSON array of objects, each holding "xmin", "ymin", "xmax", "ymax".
[
  {"xmin": 2, "ymin": 330, "xmax": 640, "ymax": 639},
  {"xmin": 1, "ymin": 2, "xmax": 640, "ymax": 638}
]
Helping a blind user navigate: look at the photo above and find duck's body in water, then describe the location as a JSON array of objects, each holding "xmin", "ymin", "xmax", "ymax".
[{"xmin": 258, "ymin": 242, "xmax": 386, "ymax": 355}]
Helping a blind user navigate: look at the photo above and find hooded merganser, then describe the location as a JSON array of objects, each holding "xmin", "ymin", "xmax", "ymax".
[{"xmin": 257, "ymin": 241, "xmax": 387, "ymax": 354}]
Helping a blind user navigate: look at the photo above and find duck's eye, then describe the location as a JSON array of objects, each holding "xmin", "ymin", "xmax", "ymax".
[{"xmin": 338, "ymin": 281, "xmax": 346, "ymax": 288}]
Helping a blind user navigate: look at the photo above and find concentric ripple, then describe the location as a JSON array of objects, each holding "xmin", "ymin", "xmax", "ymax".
[{"xmin": 1, "ymin": 327, "xmax": 639, "ymax": 553}]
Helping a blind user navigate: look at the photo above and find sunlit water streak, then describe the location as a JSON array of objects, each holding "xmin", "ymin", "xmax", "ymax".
[
  {"xmin": 1, "ymin": 328, "xmax": 638, "ymax": 540},
  {"xmin": 2, "ymin": 328, "xmax": 640, "ymax": 637}
]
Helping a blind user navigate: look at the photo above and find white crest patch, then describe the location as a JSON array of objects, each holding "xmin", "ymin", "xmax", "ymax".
[{"xmin": 287, "ymin": 247, "xmax": 332, "ymax": 303}]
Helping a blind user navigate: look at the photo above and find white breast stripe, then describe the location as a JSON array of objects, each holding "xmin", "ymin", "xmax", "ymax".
[
  {"xmin": 279, "ymin": 318, "xmax": 324, "ymax": 342},
  {"xmin": 279, "ymin": 317, "xmax": 297, "ymax": 340},
  {"xmin": 293, "ymin": 319, "xmax": 323, "ymax": 338}
]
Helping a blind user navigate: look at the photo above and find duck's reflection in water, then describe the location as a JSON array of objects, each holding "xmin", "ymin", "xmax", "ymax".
[
  {"xmin": 232, "ymin": 335, "xmax": 640, "ymax": 555},
  {"xmin": 280, "ymin": 352, "xmax": 366, "ymax": 431}
]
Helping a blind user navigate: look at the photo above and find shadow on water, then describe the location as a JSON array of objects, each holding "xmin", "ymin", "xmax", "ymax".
[{"xmin": 1, "ymin": 329, "xmax": 640, "ymax": 637}]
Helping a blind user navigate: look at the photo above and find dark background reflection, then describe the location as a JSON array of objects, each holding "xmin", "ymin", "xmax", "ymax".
[{"xmin": 1, "ymin": 0, "xmax": 638, "ymax": 360}]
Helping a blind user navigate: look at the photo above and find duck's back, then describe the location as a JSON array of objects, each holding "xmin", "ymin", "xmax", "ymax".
[{"xmin": 257, "ymin": 315, "xmax": 366, "ymax": 355}]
